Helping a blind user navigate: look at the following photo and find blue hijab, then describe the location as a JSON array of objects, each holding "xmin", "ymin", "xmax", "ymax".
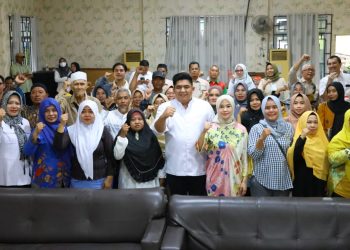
[
  {"xmin": 38, "ymin": 98, "xmax": 63, "ymax": 145},
  {"xmin": 259, "ymin": 95, "xmax": 289, "ymax": 137}
]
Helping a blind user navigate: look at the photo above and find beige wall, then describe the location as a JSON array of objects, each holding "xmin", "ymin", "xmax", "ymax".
[{"xmin": 1, "ymin": 0, "xmax": 350, "ymax": 76}]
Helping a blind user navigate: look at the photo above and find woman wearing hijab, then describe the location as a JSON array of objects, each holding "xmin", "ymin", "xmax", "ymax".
[
  {"xmin": 228, "ymin": 64, "xmax": 255, "ymax": 95},
  {"xmin": 232, "ymin": 82, "xmax": 248, "ymax": 121},
  {"xmin": 258, "ymin": 63, "xmax": 289, "ymax": 102},
  {"xmin": 285, "ymin": 93, "xmax": 312, "ymax": 130},
  {"xmin": 197, "ymin": 95, "xmax": 248, "ymax": 197},
  {"xmin": 327, "ymin": 110, "xmax": 350, "ymax": 198},
  {"xmin": 145, "ymin": 93, "xmax": 168, "ymax": 124},
  {"xmin": 54, "ymin": 57, "xmax": 71, "ymax": 92},
  {"xmin": 317, "ymin": 82, "xmax": 350, "ymax": 140},
  {"xmin": 241, "ymin": 88, "xmax": 265, "ymax": 133},
  {"xmin": 24, "ymin": 98, "xmax": 71, "ymax": 188},
  {"xmin": 130, "ymin": 89, "xmax": 145, "ymax": 110},
  {"xmin": 0, "ymin": 91, "xmax": 31, "ymax": 187},
  {"xmin": 69, "ymin": 62, "xmax": 81, "ymax": 77},
  {"xmin": 114, "ymin": 109, "xmax": 165, "ymax": 189},
  {"xmin": 54, "ymin": 100, "xmax": 115, "ymax": 189},
  {"xmin": 164, "ymin": 85, "xmax": 175, "ymax": 101},
  {"xmin": 287, "ymin": 111, "xmax": 329, "ymax": 197},
  {"xmin": 248, "ymin": 95, "xmax": 294, "ymax": 196},
  {"xmin": 207, "ymin": 86, "xmax": 222, "ymax": 114},
  {"xmin": 92, "ymin": 83, "xmax": 116, "ymax": 111}
]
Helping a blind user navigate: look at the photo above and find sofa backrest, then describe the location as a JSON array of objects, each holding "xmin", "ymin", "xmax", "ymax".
[
  {"xmin": 0, "ymin": 188, "xmax": 166, "ymax": 244},
  {"xmin": 168, "ymin": 196, "xmax": 350, "ymax": 250}
]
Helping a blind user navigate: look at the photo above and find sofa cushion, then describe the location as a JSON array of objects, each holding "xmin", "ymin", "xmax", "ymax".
[
  {"xmin": 168, "ymin": 196, "xmax": 350, "ymax": 250},
  {"xmin": 0, "ymin": 188, "xmax": 166, "ymax": 244}
]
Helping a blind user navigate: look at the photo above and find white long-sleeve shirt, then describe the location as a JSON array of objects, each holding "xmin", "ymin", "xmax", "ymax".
[
  {"xmin": 152, "ymin": 98, "xmax": 215, "ymax": 176},
  {"xmin": 0, "ymin": 120, "xmax": 31, "ymax": 186}
]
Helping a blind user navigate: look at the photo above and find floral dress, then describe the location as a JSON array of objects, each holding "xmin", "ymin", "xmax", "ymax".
[
  {"xmin": 204, "ymin": 122, "xmax": 248, "ymax": 196},
  {"xmin": 24, "ymin": 134, "xmax": 72, "ymax": 188}
]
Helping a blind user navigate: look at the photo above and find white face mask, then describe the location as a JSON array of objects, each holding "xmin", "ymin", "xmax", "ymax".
[{"xmin": 59, "ymin": 62, "xmax": 67, "ymax": 67}]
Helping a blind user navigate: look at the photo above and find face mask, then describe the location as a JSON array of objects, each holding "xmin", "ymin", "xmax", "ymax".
[{"xmin": 59, "ymin": 62, "xmax": 67, "ymax": 67}]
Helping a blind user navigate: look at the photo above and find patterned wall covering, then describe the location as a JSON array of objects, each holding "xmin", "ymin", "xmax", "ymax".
[
  {"xmin": 0, "ymin": 0, "xmax": 36, "ymax": 76},
  {"xmin": 1, "ymin": 0, "xmax": 350, "ymax": 77}
]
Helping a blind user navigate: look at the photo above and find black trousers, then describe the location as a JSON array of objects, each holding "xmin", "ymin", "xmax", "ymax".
[{"xmin": 166, "ymin": 174, "xmax": 207, "ymax": 196}]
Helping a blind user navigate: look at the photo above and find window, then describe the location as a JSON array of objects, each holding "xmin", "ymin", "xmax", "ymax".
[
  {"xmin": 9, "ymin": 16, "xmax": 32, "ymax": 67},
  {"xmin": 273, "ymin": 14, "xmax": 332, "ymax": 78},
  {"xmin": 166, "ymin": 17, "xmax": 205, "ymax": 47}
]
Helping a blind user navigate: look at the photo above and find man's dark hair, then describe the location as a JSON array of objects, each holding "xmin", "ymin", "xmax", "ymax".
[
  {"xmin": 139, "ymin": 60, "xmax": 149, "ymax": 67},
  {"xmin": 112, "ymin": 62, "xmax": 127, "ymax": 72},
  {"xmin": 157, "ymin": 63, "xmax": 168, "ymax": 71},
  {"xmin": 173, "ymin": 72, "xmax": 193, "ymax": 86},
  {"xmin": 5, "ymin": 76, "xmax": 13, "ymax": 82},
  {"xmin": 327, "ymin": 55, "xmax": 341, "ymax": 64},
  {"xmin": 189, "ymin": 61, "xmax": 200, "ymax": 70}
]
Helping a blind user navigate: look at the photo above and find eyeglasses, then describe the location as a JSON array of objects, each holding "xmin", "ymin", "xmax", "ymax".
[
  {"xmin": 209, "ymin": 94, "xmax": 220, "ymax": 97},
  {"xmin": 235, "ymin": 69, "xmax": 243, "ymax": 72}
]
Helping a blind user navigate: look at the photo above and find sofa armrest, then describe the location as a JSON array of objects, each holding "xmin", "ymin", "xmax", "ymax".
[
  {"xmin": 141, "ymin": 218, "xmax": 166, "ymax": 250},
  {"xmin": 161, "ymin": 226, "xmax": 186, "ymax": 250}
]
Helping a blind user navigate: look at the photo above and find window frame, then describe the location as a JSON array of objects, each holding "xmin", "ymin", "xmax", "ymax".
[{"xmin": 273, "ymin": 14, "xmax": 332, "ymax": 78}]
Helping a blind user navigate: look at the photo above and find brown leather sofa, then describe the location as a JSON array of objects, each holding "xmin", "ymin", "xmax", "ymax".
[
  {"xmin": 0, "ymin": 188, "xmax": 166, "ymax": 250},
  {"xmin": 161, "ymin": 196, "xmax": 350, "ymax": 250}
]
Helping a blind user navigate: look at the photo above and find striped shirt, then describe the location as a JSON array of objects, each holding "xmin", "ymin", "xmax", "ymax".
[{"xmin": 248, "ymin": 122, "xmax": 294, "ymax": 190}]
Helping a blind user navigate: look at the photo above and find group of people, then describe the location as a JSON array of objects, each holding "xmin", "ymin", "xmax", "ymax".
[{"xmin": 1, "ymin": 53, "xmax": 350, "ymax": 199}]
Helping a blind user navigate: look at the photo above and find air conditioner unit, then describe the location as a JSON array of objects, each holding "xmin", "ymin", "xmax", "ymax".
[
  {"xmin": 124, "ymin": 51, "xmax": 143, "ymax": 71},
  {"xmin": 269, "ymin": 49, "xmax": 290, "ymax": 81}
]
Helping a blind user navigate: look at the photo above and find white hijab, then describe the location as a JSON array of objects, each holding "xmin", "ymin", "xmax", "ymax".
[
  {"xmin": 212, "ymin": 94, "xmax": 236, "ymax": 125},
  {"xmin": 68, "ymin": 100, "xmax": 104, "ymax": 179}
]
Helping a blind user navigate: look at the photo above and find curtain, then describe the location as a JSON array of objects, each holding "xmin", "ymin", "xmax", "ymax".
[
  {"xmin": 165, "ymin": 16, "xmax": 201, "ymax": 79},
  {"xmin": 287, "ymin": 13, "xmax": 319, "ymax": 84},
  {"xmin": 203, "ymin": 15, "xmax": 245, "ymax": 83},
  {"xmin": 30, "ymin": 17, "xmax": 39, "ymax": 71},
  {"xmin": 165, "ymin": 15, "xmax": 246, "ymax": 82},
  {"xmin": 11, "ymin": 14, "xmax": 22, "ymax": 63}
]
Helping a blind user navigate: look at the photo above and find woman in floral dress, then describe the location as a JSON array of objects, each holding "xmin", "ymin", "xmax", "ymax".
[
  {"xmin": 24, "ymin": 98, "xmax": 72, "ymax": 188},
  {"xmin": 197, "ymin": 95, "xmax": 248, "ymax": 196}
]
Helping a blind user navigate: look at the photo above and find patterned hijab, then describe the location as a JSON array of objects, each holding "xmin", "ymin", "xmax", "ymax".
[
  {"xmin": 328, "ymin": 110, "xmax": 350, "ymax": 179},
  {"xmin": 1, "ymin": 90, "xmax": 27, "ymax": 160}
]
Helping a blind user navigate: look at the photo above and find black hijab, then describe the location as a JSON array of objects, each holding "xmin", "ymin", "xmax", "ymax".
[
  {"xmin": 327, "ymin": 82, "xmax": 350, "ymax": 139},
  {"xmin": 57, "ymin": 57, "xmax": 70, "ymax": 78},
  {"xmin": 241, "ymin": 88, "xmax": 264, "ymax": 132},
  {"xmin": 122, "ymin": 109, "xmax": 164, "ymax": 182}
]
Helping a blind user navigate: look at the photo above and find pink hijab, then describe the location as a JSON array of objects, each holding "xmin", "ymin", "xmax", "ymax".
[{"xmin": 286, "ymin": 93, "xmax": 312, "ymax": 129}]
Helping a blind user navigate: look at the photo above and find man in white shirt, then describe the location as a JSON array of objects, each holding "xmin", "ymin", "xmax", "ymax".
[
  {"xmin": 288, "ymin": 54, "xmax": 317, "ymax": 102},
  {"xmin": 319, "ymin": 55, "xmax": 350, "ymax": 99},
  {"xmin": 153, "ymin": 72, "xmax": 215, "ymax": 195},
  {"xmin": 104, "ymin": 88, "xmax": 131, "ymax": 139},
  {"xmin": 129, "ymin": 60, "xmax": 153, "ymax": 93},
  {"xmin": 103, "ymin": 87, "xmax": 131, "ymax": 188},
  {"xmin": 189, "ymin": 61, "xmax": 210, "ymax": 99}
]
